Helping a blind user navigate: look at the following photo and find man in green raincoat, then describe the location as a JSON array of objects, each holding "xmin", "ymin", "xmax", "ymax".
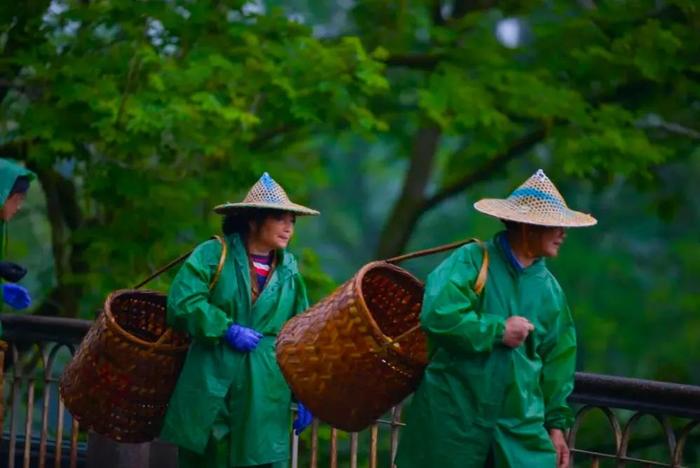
[
  {"xmin": 161, "ymin": 173, "xmax": 319, "ymax": 468},
  {"xmin": 0, "ymin": 158, "xmax": 36, "ymax": 334},
  {"xmin": 395, "ymin": 170, "xmax": 597, "ymax": 468}
]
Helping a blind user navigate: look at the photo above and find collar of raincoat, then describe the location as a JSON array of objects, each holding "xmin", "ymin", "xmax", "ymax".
[
  {"xmin": 493, "ymin": 231, "xmax": 546, "ymax": 277},
  {"xmin": 228, "ymin": 232, "xmax": 296, "ymax": 276}
]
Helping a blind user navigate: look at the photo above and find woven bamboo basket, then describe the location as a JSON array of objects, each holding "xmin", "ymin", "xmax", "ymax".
[
  {"xmin": 59, "ymin": 290, "xmax": 190, "ymax": 442},
  {"xmin": 59, "ymin": 236, "xmax": 227, "ymax": 443},
  {"xmin": 276, "ymin": 238, "xmax": 488, "ymax": 432}
]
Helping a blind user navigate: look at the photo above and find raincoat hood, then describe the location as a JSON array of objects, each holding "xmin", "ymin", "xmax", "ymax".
[{"xmin": 0, "ymin": 159, "xmax": 35, "ymax": 207}]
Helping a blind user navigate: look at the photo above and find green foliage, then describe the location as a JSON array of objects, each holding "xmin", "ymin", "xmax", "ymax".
[
  {"xmin": 1, "ymin": 0, "xmax": 386, "ymax": 310},
  {"xmin": 1, "ymin": 0, "xmax": 698, "ymax": 464}
]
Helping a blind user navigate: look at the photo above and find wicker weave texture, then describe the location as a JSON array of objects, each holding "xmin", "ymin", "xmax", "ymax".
[
  {"xmin": 474, "ymin": 169, "xmax": 597, "ymax": 227},
  {"xmin": 59, "ymin": 290, "xmax": 189, "ymax": 443},
  {"xmin": 276, "ymin": 262, "xmax": 428, "ymax": 432},
  {"xmin": 214, "ymin": 172, "xmax": 319, "ymax": 216}
]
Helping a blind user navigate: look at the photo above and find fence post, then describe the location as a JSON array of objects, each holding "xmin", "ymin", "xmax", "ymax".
[
  {"xmin": 86, "ymin": 433, "xmax": 178, "ymax": 468},
  {"xmin": 0, "ymin": 340, "xmax": 6, "ymax": 433}
]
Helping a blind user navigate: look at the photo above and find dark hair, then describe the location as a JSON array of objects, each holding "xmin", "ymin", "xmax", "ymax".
[
  {"xmin": 501, "ymin": 220, "xmax": 522, "ymax": 232},
  {"xmin": 222, "ymin": 208, "xmax": 293, "ymax": 236},
  {"xmin": 9, "ymin": 176, "xmax": 30, "ymax": 196}
]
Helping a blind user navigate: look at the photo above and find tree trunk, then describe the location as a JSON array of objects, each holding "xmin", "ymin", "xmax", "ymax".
[
  {"xmin": 27, "ymin": 162, "xmax": 88, "ymax": 318},
  {"xmin": 375, "ymin": 127, "xmax": 547, "ymax": 259},
  {"xmin": 375, "ymin": 126, "xmax": 440, "ymax": 258}
]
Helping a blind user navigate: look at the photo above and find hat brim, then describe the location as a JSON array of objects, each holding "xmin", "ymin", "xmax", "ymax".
[
  {"xmin": 474, "ymin": 198, "xmax": 597, "ymax": 228},
  {"xmin": 213, "ymin": 202, "xmax": 320, "ymax": 216}
]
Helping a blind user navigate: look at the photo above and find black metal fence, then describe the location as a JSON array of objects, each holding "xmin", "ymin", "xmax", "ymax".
[{"xmin": 1, "ymin": 314, "xmax": 698, "ymax": 467}]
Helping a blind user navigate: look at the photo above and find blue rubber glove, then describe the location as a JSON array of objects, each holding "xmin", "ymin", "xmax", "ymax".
[
  {"xmin": 293, "ymin": 402, "xmax": 313, "ymax": 435},
  {"xmin": 224, "ymin": 324, "xmax": 263, "ymax": 352},
  {"xmin": 3, "ymin": 283, "xmax": 31, "ymax": 310}
]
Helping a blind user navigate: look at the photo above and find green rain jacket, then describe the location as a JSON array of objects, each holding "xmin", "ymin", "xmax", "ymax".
[
  {"xmin": 395, "ymin": 233, "xmax": 576, "ymax": 468},
  {"xmin": 0, "ymin": 158, "xmax": 36, "ymax": 334},
  {"xmin": 160, "ymin": 233, "xmax": 309, "ymax": 465}
]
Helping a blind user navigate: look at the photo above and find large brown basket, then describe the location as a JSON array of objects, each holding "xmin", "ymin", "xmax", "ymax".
[
  {"xmin": 276, "ymin": 239, "xmax": 488, "ymax": 432},
  {"xmin": 59, "ymin": 290, "xmax": 190, "ymax": 442},
  {"xmin": 58, "ymin": 236, "xmax": 226, "ymax": 443},
  {"xmin": 277, "ymin": 262, "xmax": 426, "ymax": 432}
]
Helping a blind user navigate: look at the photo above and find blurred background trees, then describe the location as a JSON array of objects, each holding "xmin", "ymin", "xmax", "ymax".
[{"xmin": 1, "ymin": 0, "xmax": 698, "ymax": 387}]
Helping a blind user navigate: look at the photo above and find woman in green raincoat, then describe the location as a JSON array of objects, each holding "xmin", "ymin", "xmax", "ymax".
[
  {"xmin": 161, "ymin": 172, "xmax": 318, "ymax": 468},
  {"xmin": 395, "ymin": 170, "xmax": 597, "ymax": 468},
  {"xmin": 0, "ymin": 158, "xmax": 36, "ymax": 332}
]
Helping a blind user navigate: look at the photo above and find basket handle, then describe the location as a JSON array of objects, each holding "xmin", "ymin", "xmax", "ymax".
[
  {"xmin": 384, "ymin": 237, "xmax": 482, "ymax": 264},
  {"xmin": 377, "ymin": 239, "xmax": 490, "ymax": 352},
  {"xmin": 133, "ymin": 235, "xmax": 227, "ymax": 290},
  {"xmin": 154, "ymin": 328, "xmax": 173, "ymax": 346}
]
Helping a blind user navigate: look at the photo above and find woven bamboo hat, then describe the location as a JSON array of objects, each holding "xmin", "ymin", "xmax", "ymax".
[
  {"xmin": 473, "ymin": 169, "xmax": 596, "ymax": 227},
  {"xmin": 214, "ymin": 172, "xmax": 320, "ymax": 216}
]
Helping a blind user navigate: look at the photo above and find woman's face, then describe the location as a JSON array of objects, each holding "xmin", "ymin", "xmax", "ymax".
[
  {"xmin": 531, "ymin": 225, "xmax": 567, "ymax": 257},
  {"xmin": 1, "ymin": 193, "xmax": 26, "ymax": 221},
  {"xmin": 250, "ymin": 211, "xmax": 296, "ymax": 251}
]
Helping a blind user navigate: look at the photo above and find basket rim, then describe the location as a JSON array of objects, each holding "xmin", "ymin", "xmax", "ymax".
[
  {"xmin": 104, "ymin": 289, "xmax": 189, "ymax": 353},
  {"xmin": 352, "ymin": 260, "xmax": 424, "ymax": 351}
]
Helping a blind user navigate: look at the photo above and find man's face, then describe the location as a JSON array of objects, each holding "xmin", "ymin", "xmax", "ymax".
[
  {"xmin": 534, "ymin": 225, "xmax": 567, "ymax": 257},
  {"xmin": 1, "ymin": 193, "xmax": 27, "ymax": 221}
]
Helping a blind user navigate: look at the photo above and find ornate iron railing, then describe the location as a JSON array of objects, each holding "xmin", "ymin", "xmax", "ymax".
[
  {"xmin": 0, "ymin": 314, "xmax": 91, "ymax": 468},
  {"xmin": 1, "ymin": 314, "xmax": 698, "ymax": 467},
  {"xmin": 568, "ymin": 373, "xmax": 700, "ymax": 467}
]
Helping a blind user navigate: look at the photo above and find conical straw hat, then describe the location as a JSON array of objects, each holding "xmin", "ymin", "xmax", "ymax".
[
  {"xmin": 473, "ymin": 169, "xmax": 596, "ymax": 227},
  {"xmin": 214, "ymin": 172, "xmax": 319, "ymax": 216}
]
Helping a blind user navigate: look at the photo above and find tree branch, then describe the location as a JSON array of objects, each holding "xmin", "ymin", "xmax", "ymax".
[
  {"xmin": 422, "ymin": 127, "xmax": 547, "ymax": 212},
  {"xmin": 431, "ymin": 0, "xmax": 446, "ymax": 26},
  {"xmin": 452, "ymin": 0, "xmax": 498, "ymax": 19},
  {"xmin": 382, "ymin": 53, "xmax": 444, "ymax": 70},
  {"xmin": 248, "ymin": 124, "xmax": 294, "ymax": 150},
  {"xmin": 114, "ymin": 54, "xmax": 141, "ymax": 129}
]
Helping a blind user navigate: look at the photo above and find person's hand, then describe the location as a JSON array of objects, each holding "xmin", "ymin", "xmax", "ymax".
[
  {"xmin": 224, "ymin": 324, "xmax": 262, "ymax": 352},
  {"xmin": 293, "ymin": 402, "xmax": 313, "ymax": 435},
  {"xmin": 3, "ymin": 283, "xmax": 31, "ymax": 310},
  {"xmin": 549, "ymin": 428, "xmax": 570, "ymax": 468},
  {"xmin": 0, "ymin": 261, "xmax": 27, "ymax": 283},
  {"xmin": 502, "ymin": 316, "xmax": 534, "ymax": 348}
]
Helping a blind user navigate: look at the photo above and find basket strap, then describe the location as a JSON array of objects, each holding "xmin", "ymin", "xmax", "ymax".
[
  {"xmin": 473, "ymin": 241, "xmax": 489, "ymax": 296},
  {"xmin": 133, "ymin": 235, "xmax": 228, "ymax": 290},
  {"xmin": 377, "ymin": 239, "xmax": 490, "ymax": 351},
  {"xmin": 208, "ymin": 235, "xmax": 227, "ymax": 291},
  {"xmin": 384, "ymin": 237, "xmax": 483, "ymax": 264}
]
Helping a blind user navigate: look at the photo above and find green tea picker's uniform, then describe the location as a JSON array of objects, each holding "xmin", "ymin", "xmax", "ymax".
[
  {"xmin": 0, "ymin": 158, "xmax": 35, "ymax": 334},
  {"xmin": 161, "ymin": 233, "xmax": 308, "ymax": 467},
  {"xmin": 396, "ymin": 169, "xmax": 596, "ymax": 468},
  {"xmin": 395, "ymin": 237, "xmax": 576, "ymax": 467},
  {"xmin": 161, "ymin": 172, "xmax": 318, "ymax": 468}
]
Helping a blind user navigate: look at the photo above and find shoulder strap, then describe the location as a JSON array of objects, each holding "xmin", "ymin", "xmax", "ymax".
[
  {"xmin": 376, "ymin": 240, "xmax": 490, "ymax": 351},
  {"xmin": 386, "ymin": 237, "xmax": 489, "ymax": 296},
  {"xmin": 208, "ymin": 235, "xmax": 227, "ymax": 290},
  {"xmin": 133, "ymin": 235, "xmax": 228, "ymax": 290},
  {"xmin": 473, "ymin": 241, "xmax": 489, "ymax": 295}
]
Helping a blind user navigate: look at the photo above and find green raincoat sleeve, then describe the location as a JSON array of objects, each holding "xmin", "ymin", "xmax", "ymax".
[
  {"xmin": 167, "ymin": 239, "xmax": 232, "ymax": 341},
  {"xmin": 540, "ymin": 299, "xmax": 576, "ymax": 429},
  {"xmin": 420, "ymin": 244, "xmax": 505, "ymax": 355}
]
